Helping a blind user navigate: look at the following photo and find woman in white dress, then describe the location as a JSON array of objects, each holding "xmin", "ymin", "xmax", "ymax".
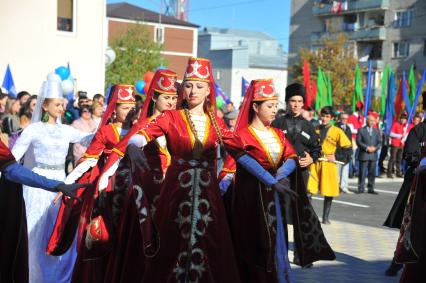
[{"xmin": 12, "ymin": 80, "xmax": 93, "ymax": 283}]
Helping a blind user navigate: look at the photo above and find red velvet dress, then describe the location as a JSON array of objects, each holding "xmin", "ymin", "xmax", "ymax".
[
  {"xmin": 102, "ymin": 118, "xmax": 170, "ymax": 283},
  {"xmin": 395, "ymin": 150, "xmax": 426, "ymax": 283},
  {"xmin": 0, "ymin": 141, "xmax": 29, "ymax": 283},
  {"xmin": 137, "ymin": 109, "xmax": 243, "ymax": 283},
  {"xmin": 47, "ymin": 124, "xmax": 126, "ymax": 282},
  {"xmin": 230, "ymin": 126, "xmax": 296, "ymax": 282}
]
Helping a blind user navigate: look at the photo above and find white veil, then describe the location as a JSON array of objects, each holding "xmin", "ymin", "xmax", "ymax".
[
  {"xmin": 31, "ymin": 80, "xmax": 64, "ymax": 123},
  {"xmin": 24, "ymin": 80, "xmax": 64, "ymax": 169}
]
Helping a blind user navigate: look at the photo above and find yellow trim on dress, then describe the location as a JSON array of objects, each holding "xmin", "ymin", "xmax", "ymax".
[
  {"xmin": 111, "ymin": 124, "xmax": 120, "ymax": 142},
  {"xmin": 155, "ymin": 140, "xmax": 172, "ymax": 167},
  {"xmin": 221, "ymin": 168, "xmax": 236, "ymax": 174},
  {"xmin": 137, "ymin": 129, "xmax": 152, "ymax": 143},
  {"xmin": 83, "ymin": 153, "xmax": 100, "ymax": 159},
  {"xmin": 112, "ymin": 148, "xmax": 125, "ymax": 157},
  {"xmin": 180, "ymin": 110, "xmax": 195, "ymax": 149}
]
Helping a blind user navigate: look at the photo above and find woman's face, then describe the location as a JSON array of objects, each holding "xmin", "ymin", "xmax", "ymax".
[
  {"xmin": 253, "ymin": 99, "xmax": 278, "ymax": 124},
  {"xmin": 115, "ymin": 103, "xmax": 135, "ymax": 123},
  {"xmin": 0, "ymin": 96, "xmax": 8, "ymax": 107},
  {"xmin": 43, "ymin": 98, "xmax": 64, "ymax": 119},
  {"xmin": 29, "ymin": 98, "xmax": 37, "ymax": 113},
  {"xmin": 81, "ymin": 108, "xmax": 92, "ymax": 120},
  {"xmin": 93, "ymin": 105, "xmax": 103, "ymax": 118},
  {"xmin": 11, "ymin": 99, "xmax": 21, "ymax": 114},
  {"xmin": 183, "ymin": 81, "xmax": 210, "ymax": 108},
  {"xmin": 154, "ymin": 94, "xmax": 178, "ymax": 112}
]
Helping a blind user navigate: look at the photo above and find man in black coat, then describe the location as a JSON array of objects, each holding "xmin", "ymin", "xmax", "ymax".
[
  {"xmin": 271, "ymin": 82, "xmax": 322, "ymax": 268},
  {"xmin": 272, "ymin": 83, "xmax": 321, "ymax": 185},
  {"xmin": 356, "ymin": 113, "xmax": 381, "ymax": 194}
]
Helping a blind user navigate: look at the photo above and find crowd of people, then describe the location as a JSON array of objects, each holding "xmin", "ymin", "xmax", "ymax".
[{"xmin": 0, "ymin": 57, "xmax": 425, "ymax": 283}]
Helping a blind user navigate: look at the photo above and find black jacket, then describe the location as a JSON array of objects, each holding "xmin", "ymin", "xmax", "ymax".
[
  {"xmin": 335, "ymin": 122, "xmax": 353, "ymax": 164},
  {"xmin": 272, "ymin": 113, "xmax": 321, "ymax": 161}
]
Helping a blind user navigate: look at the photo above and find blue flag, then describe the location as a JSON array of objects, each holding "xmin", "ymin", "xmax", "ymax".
[
  {"xmin": 384, "ymin": 72, "xmax": 396, "ymax": 135},
  {"xmin": 2, "ymin": 64, "xmax": 17, "ymax": 97},
  {"xmin": 364, "ymin": 60, "xmax": 373, "ymax": 117},
  {"xmin": 214, "ymin": 82, "xmax": 230, "ymax": 103},
  {"xmin": 406, "ymin": 68, "xmax": 426, "ymax": 129},
  {"xmin": 242, "ymin": 77, "xmax": 250, "ymax": 97},
  {"xmin": 401, "ymin": 71, "xmax": 411, "ymax": 114}
]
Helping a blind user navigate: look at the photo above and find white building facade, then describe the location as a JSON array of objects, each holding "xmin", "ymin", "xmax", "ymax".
[
  {"xmin": 198, "ymin": 28, "xmax": 288, "ymax": 107},
  {"xmin": 0, "ymin": 0, "xmax": 107, "ymax": 96}
]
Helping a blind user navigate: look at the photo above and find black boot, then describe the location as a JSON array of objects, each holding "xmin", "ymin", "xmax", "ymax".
[
  {"xmin": 322, "ymin": 197, "xmax": 333, "ymax": 224},
  {"xmin": 385, "ymin": 258, "xmax": 403, "ymax": 276}
]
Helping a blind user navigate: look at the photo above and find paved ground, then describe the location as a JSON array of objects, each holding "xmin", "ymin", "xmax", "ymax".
[{"xmin": 288, "ymin": 178, "xmax": 404, "ymax": 282}]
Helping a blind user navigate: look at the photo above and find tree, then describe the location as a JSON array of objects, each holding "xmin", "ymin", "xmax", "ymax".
[
  {"xmin": 291, "ymin": 33, "xmax": 357, "ymax": 107},
  {"xmin": 105, "ymin": 23, "xmax": 164, "ymax": 88}
]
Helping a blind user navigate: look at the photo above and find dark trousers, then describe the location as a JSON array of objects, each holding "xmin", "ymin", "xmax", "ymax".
[
  {"xmin": 378, "ymin": 145, "xmax": 388, "ymax": 173},
  {"xmin": 358, "ymin": 160, "xmax": 376, "ymax": 192},
  {"xmin": 388, "ymin": 146, "xmax": 403, "ymax": 175}
]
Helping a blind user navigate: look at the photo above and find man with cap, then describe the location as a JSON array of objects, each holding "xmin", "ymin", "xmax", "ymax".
[
  {"xmin": 388, "ymin": 112, "xmax": 408, "ymax": 178},
  {"xmin": 271, "ymin": 82, "xmax": 321, "ymax": 267},
  {"xmin": 272, "ymin": 82, "xmax": 321, "ymax": 185}
]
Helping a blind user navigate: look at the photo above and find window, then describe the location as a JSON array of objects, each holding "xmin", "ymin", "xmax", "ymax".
[
  {"xmin": 393, "ymin": 42, "xmax": 410, "ymax": 58},
  {"xmin": 57, "ymin": 0, "xmax": 74, "ymax": 32},
  {"xmin": 155, "ymin": 26, "xmax": 164, "ymax": 43},
  {"xmin": 394, "ymin": 10, "xmax": 413, "ymax": 28}
]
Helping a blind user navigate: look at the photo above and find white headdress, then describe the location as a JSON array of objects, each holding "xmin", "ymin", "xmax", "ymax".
[{"xmin": 31, "ymin": 80, "xmax": 64, "ymax": 123}]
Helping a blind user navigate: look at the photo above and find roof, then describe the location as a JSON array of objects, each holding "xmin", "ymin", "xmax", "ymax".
[
  {"xmin": 107, "ymin": 2, "xmax": 199, "ymax": 28},
  {"xmin": 249, "ymin": 54, "xmax": 288, "ymax": 70},
  {"xmin": 200, "ymin": 27, "xmax": 275, "ymax": 40}
]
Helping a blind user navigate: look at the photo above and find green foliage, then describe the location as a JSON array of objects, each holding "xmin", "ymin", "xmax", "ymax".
[
  {"xmin": 291, "ymin": 33, "xmax": 358, "ymax": 107},
  {"xmin": 105, "ymin": 23, "xmax": 164, "ymax": 88}
]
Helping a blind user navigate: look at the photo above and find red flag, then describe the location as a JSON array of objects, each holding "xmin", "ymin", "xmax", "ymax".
[
  {"xmin": 311, "ymin": 79, "xmax": 317, "ymax": 102},
  {"xmin": 394, "ymin": 76, "xmax": 404, "ymax": 121},
  {"xmin": 303, "ymin": 60, "xmax": 312, "ymax": 108}
]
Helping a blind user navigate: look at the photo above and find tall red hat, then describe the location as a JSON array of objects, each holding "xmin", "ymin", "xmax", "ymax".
[
  {"xmin": 235, "ymin": 78, "xmax": 278, "ymax": 132},
  {"xmin": 107, "ymin": 69, "xmax": 180, "ymax": 159},
  {"xmin": 140, "ymin": 69, "xmax": 178, "ymax": 120},
  {"xmin": 116, "ymin": 84, "xmax": 136, "ymax": 104},
  {"xmin": 98, "ymin": 84, "xmax": 135, "ymax": 128},
  {"xmin": 182, "ymin": 57, "xmax": 216, "ymax": 110}
]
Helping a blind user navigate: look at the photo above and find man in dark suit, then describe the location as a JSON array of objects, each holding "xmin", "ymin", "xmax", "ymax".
[{"xmin": 356, "ymin": 113, "xmax": 381, "ymax": 194}]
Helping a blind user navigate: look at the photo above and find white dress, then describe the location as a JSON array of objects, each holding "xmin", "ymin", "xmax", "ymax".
[{"xmin": 12, "ymin": 121, "xmax": 92, "ymax": 283}]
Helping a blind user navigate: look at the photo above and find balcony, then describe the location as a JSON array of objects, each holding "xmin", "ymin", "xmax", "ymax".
[
  {"xmin": 359, "ymin": 60, "xmax": 384, "ymax": 69},
  {"xmin": 312, "ymin": 0, "xmax": 389, "ymax": 16},
  {"xmin": 311, "ymin": 27, "xmax": 386, "ymax": 42}
]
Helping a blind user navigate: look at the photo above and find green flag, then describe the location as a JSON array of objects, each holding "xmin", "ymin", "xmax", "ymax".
[
  {"xmin": 380, "ymin": 65, "xmax": 391, "ymax": 118},
  {"xmin": 327, "ymin": 72, "xmax": 332, "ymax": 106},
  {"xmin": 316, "ymin": 67, "xmax": 328, "ymax": 111},
  {"xmin": 408, "ymin": 65, "xmax": 416, "ymax": 104},
  {"xmin": 352, "ymin": 64, "xmax": 363, "ymax": 113}
]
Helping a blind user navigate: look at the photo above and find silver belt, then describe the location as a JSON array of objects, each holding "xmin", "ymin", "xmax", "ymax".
[{"xmin": 35, "ymin": 162, "xmax": 65, "ymax": 170}]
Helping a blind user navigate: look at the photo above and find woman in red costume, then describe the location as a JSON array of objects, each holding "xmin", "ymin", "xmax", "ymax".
[
  {"xmin": 100, "ymin": 69, "xmax": 180, "ymax": 283},
  {"xmin": 220, "ymin": 79, "xmax": 335, "ymax": 283},
  {"xmin": 47, "ymin": 84, "xmax": 137, "ymax": 282},
  {"xmin": 394, "ymin": 149, "xmax": 426, "ymax": 283},
  {"xmin": 99, "ymin": 58, "xmax": 299, "ymax": 283}
]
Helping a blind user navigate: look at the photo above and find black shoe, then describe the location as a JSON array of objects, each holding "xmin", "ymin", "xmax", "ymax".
[
  {"xmin": 385, "ymin": 261, "xmax": 403, "ymax": 276},
  {"xmin": 302, "ymin": 263, "xmax": 314, "ymax": 268},
  {"xmin": 368, "ymin": 191, "xmax": 378, "ymax": 195},
  {"xmin": 322, "ymin": 219, "xmax": 331, "ymax": 225},
  {"xmin": 355, "ymin": 190, "xmax": 364, "ymax": 194}
]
